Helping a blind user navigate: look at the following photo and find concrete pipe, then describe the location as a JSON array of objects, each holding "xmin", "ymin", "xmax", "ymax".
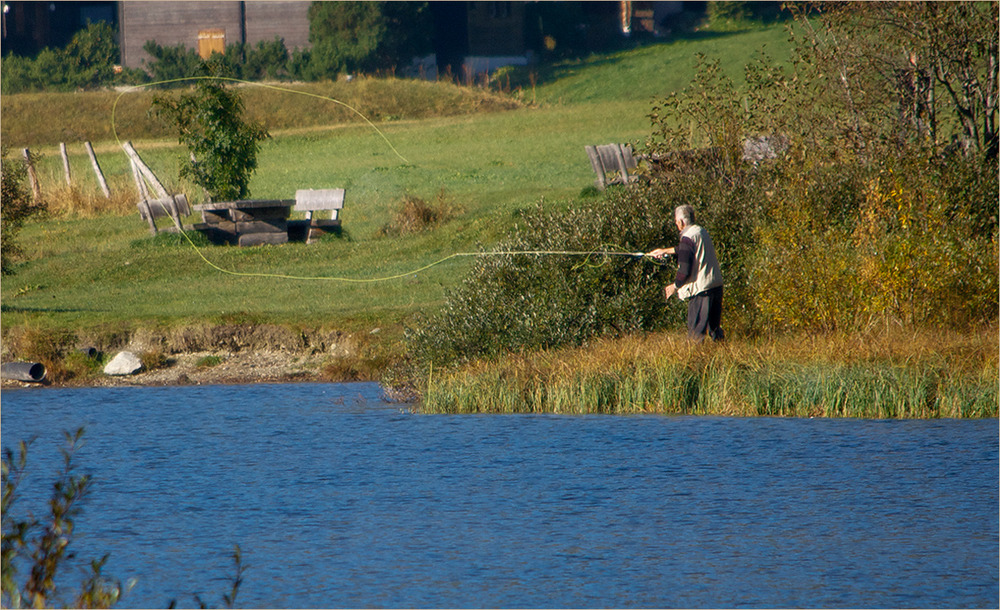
[{"xmin": 1, "ymin": 362, "xmax": 46, "ymax": 382}]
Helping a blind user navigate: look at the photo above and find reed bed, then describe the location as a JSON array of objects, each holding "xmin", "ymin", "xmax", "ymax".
[{"xmin": 422, "ymin": 327, "xmax": 998, "ymax": 418}]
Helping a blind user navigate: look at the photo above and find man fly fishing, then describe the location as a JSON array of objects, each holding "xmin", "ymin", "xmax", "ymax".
[{"xmin": 647, "ymin": 205, "xmax": 725, "ymax": 342}]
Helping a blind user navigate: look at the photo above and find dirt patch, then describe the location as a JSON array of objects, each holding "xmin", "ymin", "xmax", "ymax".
[{"xmin": 1, "ymin": 324, "xmax": 387, "ymax": 389}]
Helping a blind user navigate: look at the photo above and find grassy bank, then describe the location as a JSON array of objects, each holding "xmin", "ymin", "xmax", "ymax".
[
  {"xmin": 1, "ymin": 26, "xmax": 794, "ymax": 336},
  {"xmin": 1, "ymin": 101, "xmax": 650, "ymax": 334},
  {"xmin": 423, "ymin": 328, "xmax": 999, "ymax": 418}
]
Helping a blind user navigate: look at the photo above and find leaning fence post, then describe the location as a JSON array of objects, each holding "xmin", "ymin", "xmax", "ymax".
[
  {"xmin": 130, "ymin": 159, "xmax": 150, "ymax": 200},
  {"xmin": 21, "ymin": 148, "xmax": 41, "ymax": 202},
  {"xmin": 122, "ymin": 141, "xmax": 169, "ymax": 199},
  {"xmin": 84, "ymin": 142, "xmax": 111, "ymax": 199},
  {"xmin": 59, "ymin": 142, "xmax": 72, "ymax": 187}
]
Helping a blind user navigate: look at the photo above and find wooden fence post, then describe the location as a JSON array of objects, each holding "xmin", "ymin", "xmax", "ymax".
[
  {"xmin": 59, "ymin": 142, "xmax": 72, "ymax": 187},
  {"xmin": 130, "ymin": 159, "xmax": 149, "ymax": 199},
  {"xmin": 21, "ymin": 148, "xmax": 41, "ymax": 202},
  {"xmin": 121, "ymin": 141, "xmax": 169, "ymax": 199},
  {"xmin": 84, "ymin": 142, "xmax": 111, "ymax": 199}
]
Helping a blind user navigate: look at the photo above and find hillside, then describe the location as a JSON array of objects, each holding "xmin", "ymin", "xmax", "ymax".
[{"xmin": 1, "ymin": 24, "xmax": 797, "ymax": 383}]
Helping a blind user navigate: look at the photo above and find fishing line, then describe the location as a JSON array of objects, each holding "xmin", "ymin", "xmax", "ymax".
[
  {"xmin": 113, "ymin": 76, "xmax": 666, "ymax": 283},
  {"xmin": 111, "ymin": 75, "xmax": 409, "ymax": 163},
  {"xmin": 180, "ymin": 244, "xmax": 658, "ymax": 284}
]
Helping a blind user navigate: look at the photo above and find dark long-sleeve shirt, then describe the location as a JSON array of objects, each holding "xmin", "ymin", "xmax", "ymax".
[{"xmin": 674, "ymin": 235, "xmax": 696, "ymax": 288}]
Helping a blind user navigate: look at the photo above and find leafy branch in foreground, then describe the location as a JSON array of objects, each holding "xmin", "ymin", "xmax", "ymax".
[
  {"xmin": 2, "ymin": 428, "xmax": 125, "ymax": 608},
  {"xmin": 169, "ymin": 544, "xmax": 247, "ymax": 610},
  {"xmin": 2, "ymin": 430, "xmax": 250, "ymax": 609}
]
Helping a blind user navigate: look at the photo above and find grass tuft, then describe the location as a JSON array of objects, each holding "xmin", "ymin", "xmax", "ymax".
[
  {"xmin": 377, "ymin": 189, "xmax": 463, "ymax": 237},
  {"xmin": 196, "ymin": 355, "xmax": 225, "ymax": 368}
]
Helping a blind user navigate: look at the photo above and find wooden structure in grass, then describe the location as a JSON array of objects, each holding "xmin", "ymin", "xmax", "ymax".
[
  {"xmin": 123, "ymin": 141, "xmax": 192, "ymax": 235},
  {"xmin": 289, "ymin": 188, "xmax": 344, "ymax": 244},
  {"xmin": 585, "ymin": 143, "xmax": 639, "ymax": 190},
  {"xmin": 123, "ymin": 140, "xmax": 344, "ymax": 245},
  {"xmin": 192, "ymin": 189, "xmax": 345, "ymax": 246},
  {"xmin": 193, "ymin": 199, "xmax": 295, "ymax": 246}
]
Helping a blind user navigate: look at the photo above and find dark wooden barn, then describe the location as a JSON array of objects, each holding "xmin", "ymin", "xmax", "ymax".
[{"xmin": 118, "ymin": 1, "xmax": 311, "ymax": 69}]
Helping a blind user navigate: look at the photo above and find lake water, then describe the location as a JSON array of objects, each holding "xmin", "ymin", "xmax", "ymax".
[{"xmin": 1, "ymin": 382, "xmax": 997, "ymax": 609}]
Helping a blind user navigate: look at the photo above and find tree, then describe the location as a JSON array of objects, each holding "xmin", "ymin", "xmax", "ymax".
[
  {"xmin": 789, "ymin": 1, "xmax": 998, "ymax": 158},
  {"xmin": 306, "ymin": 1, "xmax": 432, "ymax": 78},
  {"xmin": 0, "ymin": 22, "xmax": 125, "ymax": 93},
  {"xmin": 1, "ymin": 147, "xmax": 46, "ymax": 275},
  {"xmin": 642, "ymin": 3, "xmax": 998, "ymax": 334},
  {"xmin": 62, "ymin": 21, "xmax": 120, "ymax": 89},
  {"xmin": 152, "ymin": 67, "xmax": 270, "ymax": 201}
]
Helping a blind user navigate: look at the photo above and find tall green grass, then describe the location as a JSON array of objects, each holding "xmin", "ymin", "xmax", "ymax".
[
  {"xmin": 1, "ymin": 100, "xmax": 653, "ymax": 331},
  {"xmin": 422, "ymin": 329, "xmax": 999, "ymax": 418},
  {"xmin": 527, "ymin": 26, "xmax": 793, "ymax": 104}
]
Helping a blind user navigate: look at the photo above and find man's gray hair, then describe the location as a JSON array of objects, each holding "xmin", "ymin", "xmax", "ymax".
[{"xmin": 675, "ymin": 205, "xmax": 696, "ymax": 226}]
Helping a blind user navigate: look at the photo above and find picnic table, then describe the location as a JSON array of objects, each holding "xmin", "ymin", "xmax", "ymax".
[
  {"xmin": 191, "ymin": 189, "xmax": 345, "ymax": 246},
  {"xmin": 193, "ymin": 199, "xmax": 295, "ymax": 246}
]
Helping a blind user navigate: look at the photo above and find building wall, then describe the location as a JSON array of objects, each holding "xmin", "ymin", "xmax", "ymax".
[
  {"xmin": 119, "ymin": 1, "xmax": 311, "ymax": 70},
  {"xmin": 243, "ymin": 1, "xmax": 310, "ymax": 50}
]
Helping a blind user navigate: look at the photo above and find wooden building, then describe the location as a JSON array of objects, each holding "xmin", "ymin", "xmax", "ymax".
[
  {"xmin": 4, "ymin": 1, "xmax": 693, "ymax": 77},
  {"xmin": 2, "ymin": 0, "xmax": 117, "ymax": 56},
  {"xmin": 118, "ymin": 1, "xmax": 311, "ymax": 69}
]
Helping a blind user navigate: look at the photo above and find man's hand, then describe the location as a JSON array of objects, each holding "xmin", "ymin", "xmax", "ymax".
[
  {"xmin": 664, "ymin": 284, "xmax": 678, "ymax": 300},
  {"xmin": 646, "ymin": 247, "xmax": 675, "ymax": 259}
]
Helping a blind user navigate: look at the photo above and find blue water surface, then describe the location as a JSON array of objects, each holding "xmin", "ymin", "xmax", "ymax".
[{"xmin": 2, "ymin": 382, "xmax": 997, "ymax": 608}]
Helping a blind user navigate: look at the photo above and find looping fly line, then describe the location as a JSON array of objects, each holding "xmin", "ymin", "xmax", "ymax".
[
  {"xmin": 114, "ymin": 76, "xmax": 665, "ymax": 283},
  {"xmin": 180, "ymin": 238, "xmax": 659, "ymax": 284},
  {"xmin": 111, "ymin": 75, "xmax": 408, "ymax": 164}
]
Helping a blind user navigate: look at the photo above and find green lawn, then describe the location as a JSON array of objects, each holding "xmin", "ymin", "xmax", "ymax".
[{"xmin": 2, "ymin": 24, "xmax": 793, "ymax": 336}]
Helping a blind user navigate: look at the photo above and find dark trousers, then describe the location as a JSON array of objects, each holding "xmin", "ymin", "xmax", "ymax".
[{"xmin": 687, "ymin": 285, "xmax": 724, "ymax": 341}]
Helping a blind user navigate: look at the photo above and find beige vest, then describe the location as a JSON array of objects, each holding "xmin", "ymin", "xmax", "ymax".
[{"xmin": 677, "ymin": 224, "xmax": 724, "ymax": 300}]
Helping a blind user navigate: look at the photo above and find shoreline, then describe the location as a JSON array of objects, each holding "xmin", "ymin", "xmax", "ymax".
[
  {"xmin": 1, "ymin": 323, "xmax": 391, "ymax": 390},
  {"xmin": 0, "ymin": 348, "xmax": 363, "ymax": 390}
]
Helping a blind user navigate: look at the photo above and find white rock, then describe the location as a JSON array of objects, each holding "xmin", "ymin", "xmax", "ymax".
[{"xmin": 104, "ymin": 351, "xmax": 143, "ymax": 376}]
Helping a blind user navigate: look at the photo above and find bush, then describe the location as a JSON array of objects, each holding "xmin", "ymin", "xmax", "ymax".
[
  {"xmin": 143, "ymin": 38, "xmax": 291, "ymax": 84},
  {"xmin": 196, "ymin": 355, "xmax": 225, "ymax": 368},
  {"xmin": 305, "ymin": 1, "xmax": 433, "ymax": 78},
  {"xmin": 243, "ymin": 38, "xmax": 291, "ymax": 80},
  {"xmin": 377, "ymin": 190, "xmax": 461, "ymax": 237},
  {"xmin": 142, "ymin": 41, "xmax": 204, "ymax": 83},
  {"xmin": 4, "ymin": 325, "xmax": 77, "ymax": 382},
  {"xmin": 152, "ymin": 70, "xmax": 270, "ymax": 201},
  {"xmin": 405, "ymin": 186, "xmax": 681, "ymax": 368},
  {"xmin": 1, "ymin": 147, "xmax": 46, "ymax": 275},
  {"xmin": 642, "ymin": 8, "xmax": 1000, "ymax": 335},
  {"xmin": 3, "ymin": 430, "xmax": 248, "ymax": 609},
  {"xmin": 0, "ymin": 23, "xmax": 131, "ymax": 93},
  {"xmin": 2, "ymin": 429, "xmax": 125, "ymax": 608}
]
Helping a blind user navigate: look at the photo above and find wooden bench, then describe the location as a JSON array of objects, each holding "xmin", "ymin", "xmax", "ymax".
[
  {"xmin": 289, "ymin": 188, "xmax": 345, "ymax": 244},
  {"xmin": 585, "ymin": 143, "xmax": 639, "ymax": 190},
  {"xmin": 137, "ymin": 194, "xmax": 190, "ymax": 235}
]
